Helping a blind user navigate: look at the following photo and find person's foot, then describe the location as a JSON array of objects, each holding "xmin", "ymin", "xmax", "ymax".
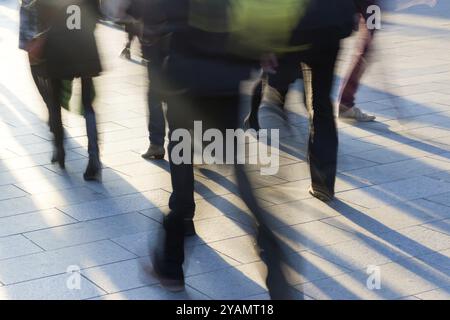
[
  {"xmin": 339, "ymin": 106, "xmax": 376, "ymax": 122},
  {"xmin": 120, "ymin": 47, "xmax": 131, "ymax": 60},
  {"xmin": 150, "ymin": 252, "xmax": 185, "ymax": 292},
  {"xmin": 51, "ymin": 146, "xmax": 65, "ymax": 169},
  {"xmin": 309, "ymin": 186, "xmax": 334, "ymax": 203},
  {"xmin": 142, "ymin": 144, "xmax": 165, "ymax": 160},
  {"xmin": 163, "ymin": 216, "xmax": 196, "ymax": 237},
  {"xmin": 83, "ymin": 157, "xmax": 102, "ymax": 181}
]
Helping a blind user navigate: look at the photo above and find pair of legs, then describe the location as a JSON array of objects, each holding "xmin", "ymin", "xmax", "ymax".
[
  {"xmin": 250, "ymin": 41, "xmax": 340, "ymax": 199},
  {"xmin": 47, "ymin": 77, "xmax": 101, "ymax": 180},
  {"xmin": 153, "ymin": 93, "xmax": 240, "ymax": 288}
]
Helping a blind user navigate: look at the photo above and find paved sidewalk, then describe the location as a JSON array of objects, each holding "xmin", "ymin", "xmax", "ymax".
[{"xmin": 0, "ymin": 1, "xmax": 449, "ymax": 300}]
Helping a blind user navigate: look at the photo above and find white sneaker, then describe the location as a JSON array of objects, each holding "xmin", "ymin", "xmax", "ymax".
[{"xmin": 339, "ymin": 106, "xmax": 376, "ymax": 122}]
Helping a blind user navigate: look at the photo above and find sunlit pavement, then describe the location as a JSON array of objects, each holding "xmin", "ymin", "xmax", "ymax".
[{"xmin": 0, "ymin": 0, "xmax": 449, "ymax": 300}]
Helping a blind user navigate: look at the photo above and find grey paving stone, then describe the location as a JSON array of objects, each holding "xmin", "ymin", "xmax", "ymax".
[
  {"xmin": 309, "ymin": 237, "xmax": 411, "ymax": 271},
  {"xmin": 337, "ymin": 155, "xmax": 378, "ymax": 172},
  {"xmin": 322, "ymin": 199, "xmax": 450, "ymax": 237},
  {"xmin": 0, "ymin": 274, "xmax": 105, "ymax": 300},
  {"xmin": 184, "ymin": 244, "xmax": 241, "ymax": 277},
  {"xmin": 414, "ymin": 248, "xmax": 450, "ymax": 272},
  {"xmin": 337, "ymin": 176, "xmax": 450, "ymax": 209},
  {"xmin": 0, "ymin": 208, "xmax": 75, "ymax": 237},
  {"xmin": 382, "ymin": 226, "xmax": 450, "ymax": 258},
  {"xmin": 275, "ymin": 221, "xmax": 356, "ymax": 254},
  {"xmin": 254, "ymin": 179, "xmax": 312, "ymax": 205},
  {"xmin": 420, "ymin": 218, "xmax": 450, "ymax": 236},
  {"xmin": 0, "ymin": 235, "xmax": 43, "ymax": 260},
  {"xmin": 13, "ymin": 175, "xmax": 85, "ymax": 195},
  {"xmin": 426, "ymin": 192, "xmax": 450, "ymax": 208},
  {"xmin": 0, "ymin": 166, "xmax": 60, "ymax": 187},
  {"xmin": 83, "ymin": 257, "xmax": 158, "ymax": 293},
  {"xmin": 208, "ymin": 235, "xmax": 260, "ymax": 264},
  {"xmin": 284, "ymin": 252, "xmax": 351, "ymax": 285},
  {"xmin": 0, "ymin": 240, "xmax": 136, "ymax": 285},
  {"xmin": 24, "ymin": 212, "xmax": 160, "ymax": 250},
  {"xmin": 414, "ymin": 286, "xmax": 450, "ymax": 300},
  {"xmin": 85, "ymin": 172, "xmax": 172, "ymax": 197},
  {"xmin": 0, "ymin": 185, "xmax": 28, "ymax": 200},
  {"xmin": 186, "ymin": 263, "xmax": 267, "ymax": 300},
  {"xmin": 194, "ymin": 216, "xmax": 254, "ymax": 244},
  {"xmin": 111, "ymin": 231, "xmax": 161, "ymax": 257},
  {"xmin": 344, "ymin": 158, "xmax": 450, "ymax": 185},
  {"xmin": 297, "ymin": 257, "xmax": 449, "ymax": 300},
  {"xmin": 58, "ymin": 189, "xmax": 171, "ymax": 221},
  {"xmin": 99, "ymin": 284, "xmax": 210, "ymax": 300}
]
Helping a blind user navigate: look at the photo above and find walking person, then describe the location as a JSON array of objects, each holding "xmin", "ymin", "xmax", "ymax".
[
  {"xmin": 338, "ymin": 0, "xmax": 437, "ymax": 121},
  {"xmin": 141, "ymin": 0, "xmax": 356, "ymax": 299},
  {"xmin": 337, "ymin": 0, "xmax": 378, "ymax": 122},
  {"xmin": 117, "ymin": 0, "xmax": 167, "ymax": 160},
  {"xmin": 40, "ymin": 0, "xmax": 103, "ymax": 180}
]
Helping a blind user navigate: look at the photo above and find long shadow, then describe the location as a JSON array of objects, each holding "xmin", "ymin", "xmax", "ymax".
[{"xmin": 195, "ymin": 168, "xmax": 450, "ymax": 299}]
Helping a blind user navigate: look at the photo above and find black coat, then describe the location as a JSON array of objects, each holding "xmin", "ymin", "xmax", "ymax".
[{"xmin": 42, "ymin": 0, "xmax": 102, "ymax": 79}]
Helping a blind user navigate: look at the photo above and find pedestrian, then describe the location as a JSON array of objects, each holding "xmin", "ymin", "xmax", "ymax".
[
  {"xmin": 141, "ymin": 0, "xmax": 356, "ymax": 299},
  {"xmin": 39, "ymin": 0, "xmax": 103, "ymax": 180}
]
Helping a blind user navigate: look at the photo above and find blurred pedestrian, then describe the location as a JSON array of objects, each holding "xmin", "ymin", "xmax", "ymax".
[
  {"xmin": 141, "ymin": 0, "xmax": 356, "ymax": 299},
  {"xmin": 40, "ymin": 0, "xmax": 103, "ymax": 180}
]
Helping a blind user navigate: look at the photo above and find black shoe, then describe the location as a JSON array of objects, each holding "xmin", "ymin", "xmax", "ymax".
[
  {"xmin": 51, "ymin": 147, "xmax": 65, "ymax": 169},
  {"xmin": 309, "ymin": 186, "xmax": 334, "ymax": 203},
  {"xmin": 150, "ymin": 252, "xmax": 185, "ymax": 292},
  {"xmin": 142, "ymin": 144, "xmax": 165, "ymax": 160},
  {"xmin": 83, "ymin": 157, "xmax": 101, "ymax": 181},
  {"xmin": 163, "ymin": 217, "xmax": 196, "ymax": 237}
]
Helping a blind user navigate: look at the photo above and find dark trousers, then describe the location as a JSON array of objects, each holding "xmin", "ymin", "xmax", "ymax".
[
  {"xmin": 148, "ymin": 62, "xmax": 166, "ymax": 146},
  {"xmin": 250, "ymin": 41, "xmax": 340, "ymax": 195},
  {"xmin": 163, "ymin": 94, "xmax": 240, "ymax": 267},
  {"xmin": 48, "ymin": 78, "xmax": 99, "ymax": 157},
  {"xmin": 144, "ymin": 47, "xmax": 166, "ymax": 146}
]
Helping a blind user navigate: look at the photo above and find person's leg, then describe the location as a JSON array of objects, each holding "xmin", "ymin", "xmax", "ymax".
[
  {"xmin": 245, "ymin": 77, "xmax": 264, "ymax": 131},
  {"xmin": 304, "ymin": 41, "xmax": 340, "ymax": 201},
  {"xmin": 47, "ymin": 78, "xmax": 65, "ymax": 168},
  {"xmin": 154, "ymin": 94, "xmax": 240, "ymax": 291},
  {"xmin": 338, "ymin": 15, "xmax": 376, "ymax": 122},
  {"xmin": 81, "ymin": 77, "xmax": 101, "ymax": 181},
  {"xmin": 142, "ymin": 60, "xmax": 166, "ymax": 159}
]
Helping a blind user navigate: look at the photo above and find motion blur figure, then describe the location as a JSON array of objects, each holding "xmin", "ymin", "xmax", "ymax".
[
  {"xmin": 38, "ymin": 0, "xmax": 103, "ymax": 180},
  {"xmin": 139, "ymin": 0, "xmax": 357, "ymax": 299},
  {"xmin": 139, "ymin": 0, "xmax": 255, "ymax": 292},
  {"xmin": 338, "ymin": 0, "xmax": 379, "ymax": 122},
  {"xmin": 339, "ymin": 0, "xmax": 437, "ymax": 121}
]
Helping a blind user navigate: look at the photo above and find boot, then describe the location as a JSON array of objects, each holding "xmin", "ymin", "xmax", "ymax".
[
  {"xmin": 51, "ymin": 145, "xmax": 65, "ymax": 169},
  {"xmin": 84, "ymin": 112, "xmax": 101, "ymax": 181},
  {"xmin": 83, "ymin": 155, "xmax": 101, "ymax": 181}
]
